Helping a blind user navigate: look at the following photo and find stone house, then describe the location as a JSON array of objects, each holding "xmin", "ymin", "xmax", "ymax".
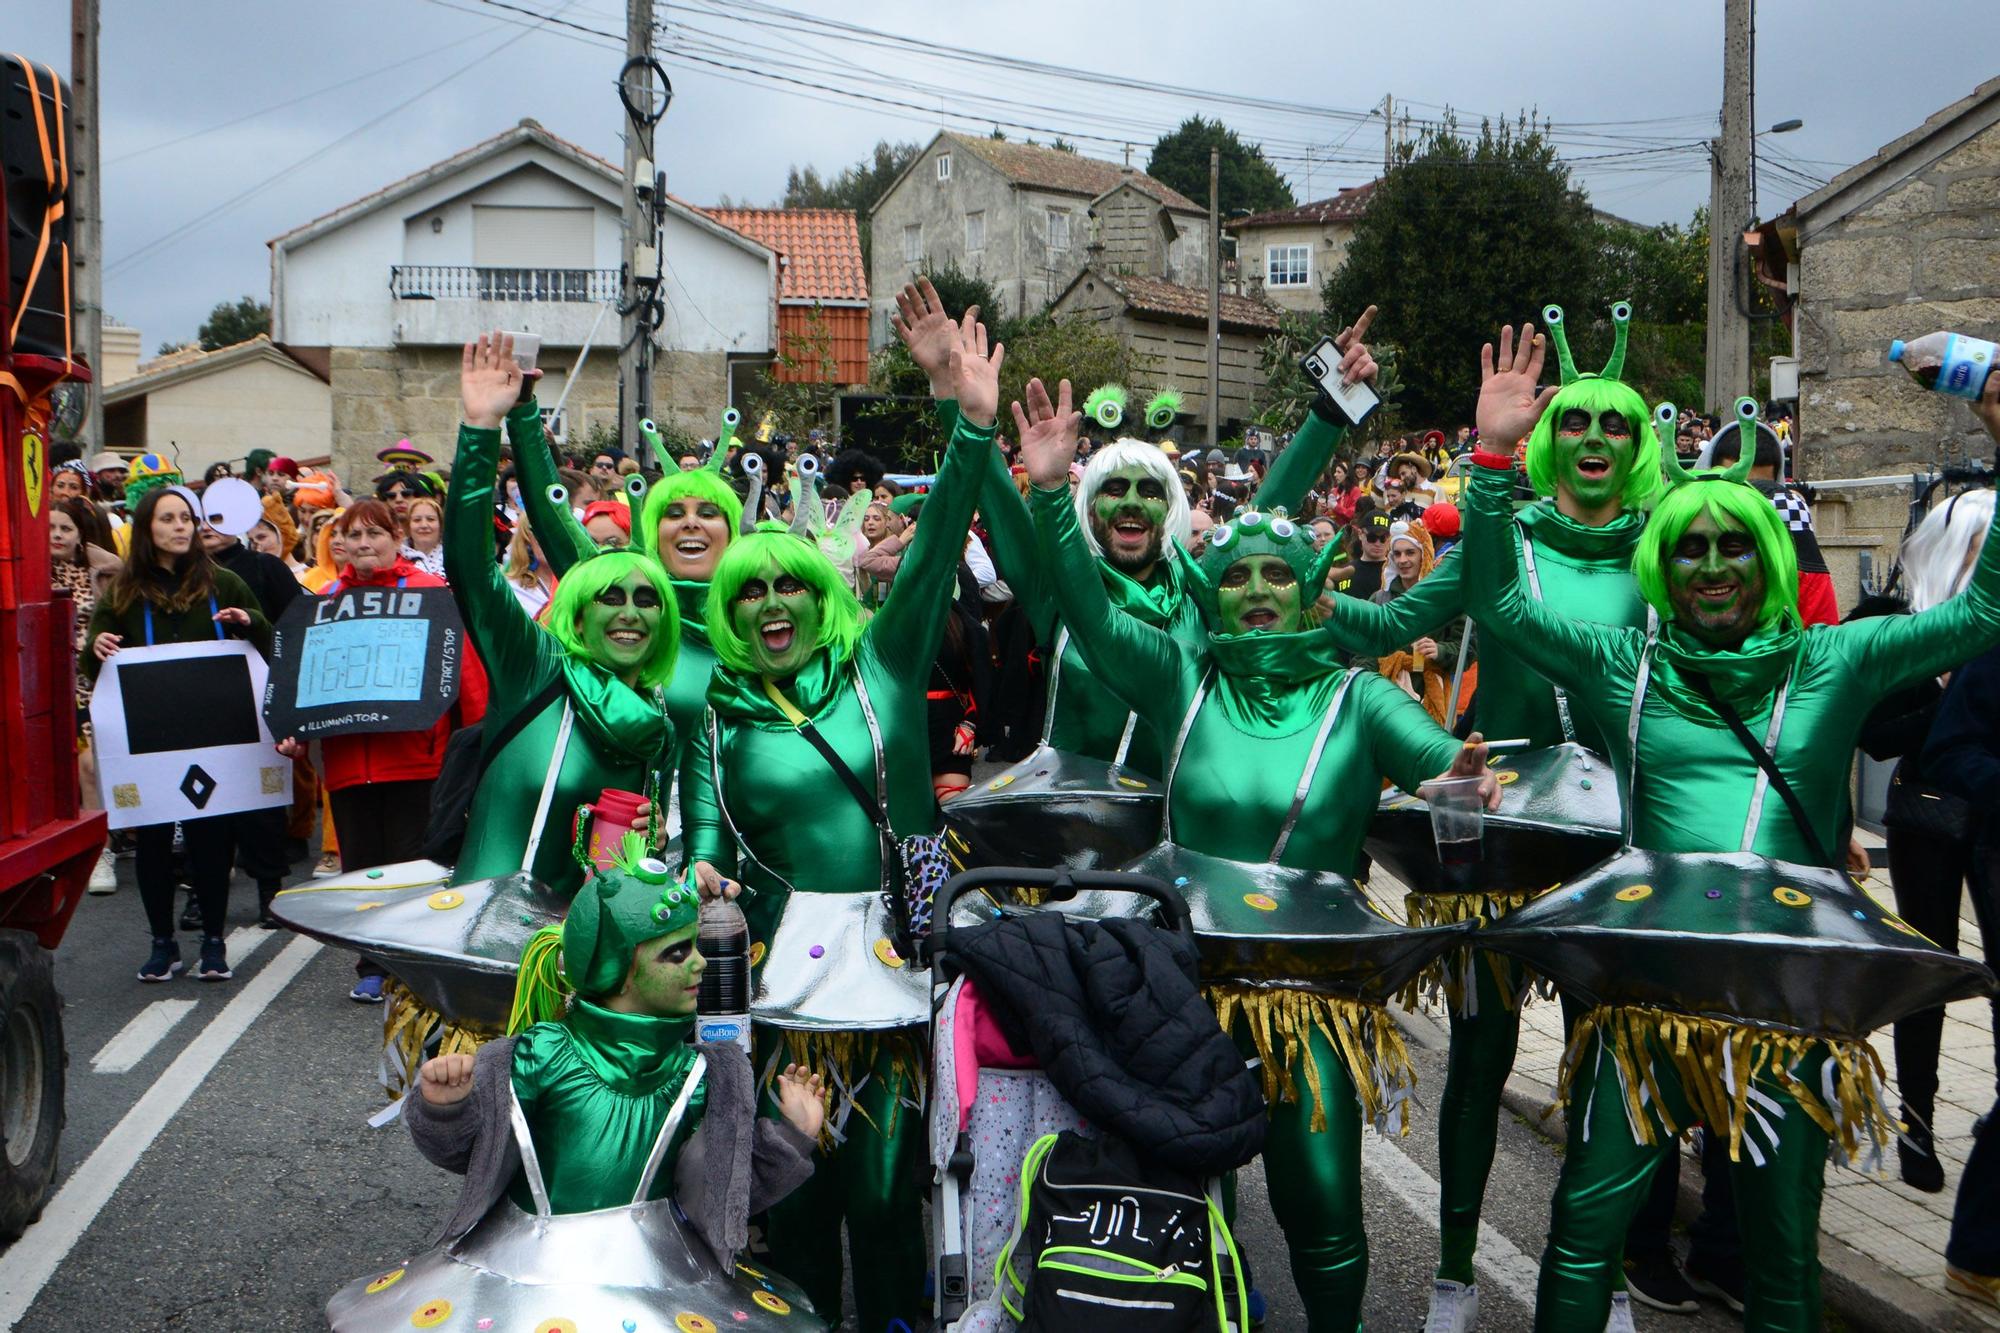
[
  {"xmin": 1049, "ymin": 268, "xmax": 1281, "ymax": 433},
  {"xmin": 269, "ymin": 119, "xmax": 779, "ymax": 481},
  {"xmin": 867, "ymin": 132, "xmax": 1207, "ymax": 342},
  {"xmin": 100, "ymin": 335, "xmax": 331, "ymax": 478},
  {"xmin": 1224, "ymin": 183, "xmax": 1377, "ymax": 313},
  {"xmin": 1762, "ymin": 74, "xmax": 2000, "ymax": 480}
]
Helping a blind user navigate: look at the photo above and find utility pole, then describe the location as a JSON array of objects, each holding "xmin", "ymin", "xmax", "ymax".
[
  {"xmin": 618, "ymin": 0, "xmax": 667, "ymax": 464},
  {"xmin": 1382, "ymin": 93, "xmax": 1393, "ymax": 172},
  {"xmin": 1206, "ymin": 146, "xmax": 1220, "ymax": 451},
  {"xmin": 70, "ymin": 0, "xmax": 102, "ymax": 454},
  {"xmin": 1704, "ymin": 0, "xmax": 1754, "ymax": 413}
]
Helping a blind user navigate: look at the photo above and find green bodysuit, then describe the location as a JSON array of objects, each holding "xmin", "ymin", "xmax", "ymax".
[
  {"xmin": 1031, "ymin": 480, "xmax": 1459, "ymax": 1333},
  {"xmin": 1460, "ymin": 454, "xmax": 2000, "ymax": 1332},
  {"xmin": 445, "ymin": 418, "xmax": 674, "ymax": 893}
]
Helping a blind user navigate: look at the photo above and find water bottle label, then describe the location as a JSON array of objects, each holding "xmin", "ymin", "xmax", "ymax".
[
  {"xmin": 698, "ymin": 1017, "xmax": 752, "ymax": 1050},
  {"xmin": 1939, "ymin": 334, "xmax": 1998, "ymax": 400}
]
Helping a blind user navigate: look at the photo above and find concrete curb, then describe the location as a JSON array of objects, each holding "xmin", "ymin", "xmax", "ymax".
[{"xmin": 1393, "ymin": 1003, "xmax": 1996, "ymax": 1333}]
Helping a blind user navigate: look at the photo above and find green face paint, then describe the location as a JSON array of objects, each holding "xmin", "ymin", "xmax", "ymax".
[
  {"xmin": 579, "ymin": 570, "xmax": 665, "ymax": 680},
  {"xmin": 1553, "ymin": 404, "xmax": 1637, "ymax": 510},
  {"xmin": 1089, "ymin": 463, "xmax": 1170, "ymax": 576},
  {"xmin": 1666, "ymin": 509, "xmax": 1767, "ymax": 649},
  {"xmin": 619, "ymin": 923, "xmax": 704, "ymax": 1017},
  {"xmin": 1216, "ymin": 554, "xmax": 1302, "ymax": 635},
  {"xmin": 729, "ymin": 552, "xmax": 824, "ymax": 678}
]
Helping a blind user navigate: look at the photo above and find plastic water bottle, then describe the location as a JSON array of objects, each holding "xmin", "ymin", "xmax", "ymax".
[
  {"xmin": 696, "ymin": 894, "xmax": 752, "ymax": 1053},
  {"xmin": 1888, "ymin": 332, "xmax": 1999, "ymax": 400}
]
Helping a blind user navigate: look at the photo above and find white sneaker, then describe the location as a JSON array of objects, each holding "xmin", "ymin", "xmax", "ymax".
[
  {"xmin": 1605, "ymin": 1289, "xmax": 1637, "ymax": 1332},
  {"xmin": 87, "ymin": 848, "xmax": 117, "ymax": 894},
  {"xmin": 1423, "ymin": 1279, "xmax": 1479, "ymax": 1333}
]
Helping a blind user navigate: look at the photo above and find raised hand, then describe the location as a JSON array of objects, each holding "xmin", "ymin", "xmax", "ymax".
[
  {"xmin": 773, "ymin": 1062, "xmax": 827, "ymax": 1140},
  {"xmin": 419, "ymin": 1052, "xmax": 477, "ymax": 1106},
  {"xmin": 691, "ymin": 860, "xmax": 739, "ymax": 901},
  {"xmin": 1333, "ymin": 303, "xmax": 1380, "ymax": 386},
  {"xmin": 1476, "ymin": 323, "xmax": 1558, "ymax": 452},
  {"xmin": 1010, "ymin": 377, "xmax": 1082, "ymax": 490},
  {"xmin": 890, "ymin": 278, "xmax": 966, "ymax": 397},
  {"xmin": 950, "ymin": 320, "xmax": 1005, "ymax": 429},
  {"xmin": 461, "ymin": 331, "xmax": 525, "ymax": 430}
]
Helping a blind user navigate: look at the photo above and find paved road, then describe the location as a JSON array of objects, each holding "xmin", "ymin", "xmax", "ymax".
[{"xmin": 0, "ymin": 855, "xmax": 1743, "ymax": 1331}]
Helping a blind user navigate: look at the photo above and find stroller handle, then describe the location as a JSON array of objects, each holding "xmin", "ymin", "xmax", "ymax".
[{"xmin": 924, "ymin": 866, "xmax": 1195, "ymax": 969}]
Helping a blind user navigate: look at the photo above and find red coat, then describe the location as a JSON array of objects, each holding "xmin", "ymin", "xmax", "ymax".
[{"xmin": 316, "ymin": 559, "xmax": 490, "ymax": 792}]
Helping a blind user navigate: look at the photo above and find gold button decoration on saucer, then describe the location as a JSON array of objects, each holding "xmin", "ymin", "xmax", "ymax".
[
  {"xmin": 364, "ymin": 1268, "xmax": 405, "ymax": 1294},
  {"xmin": 1772, "ymin": 887, "xmax": 1812, "ymax": 908},
  {"xmin": 426, "ymin": 890, "xmax": 465, "ymax": 911},
  {"xmin": 874, "ymin": 938, "xmax": 905, "ymax": 968},
  {"xmin": 1614, "ymin": 885, "xmax": 1653, "ymax": 902},
  {"xmin": 1242, "ymin": 893, "xmax": 1278, "ymax": 912}
]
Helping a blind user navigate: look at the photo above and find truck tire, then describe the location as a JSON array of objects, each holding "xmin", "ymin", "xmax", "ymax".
[{"xmin": 0, "ymin": 930, "xmax": 64, "ymax": 1241}]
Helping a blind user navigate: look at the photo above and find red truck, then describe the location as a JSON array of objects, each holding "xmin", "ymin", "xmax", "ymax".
[{"xmin": 0, "ymin": 52, "xmax": 105, "ymax": 1240}]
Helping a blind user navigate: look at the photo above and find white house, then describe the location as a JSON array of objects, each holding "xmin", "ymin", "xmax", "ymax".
[
  {"xmin": 269, "ymin": 118, "xmax": 777, "ymax": 478},
  {"xmin": 100, "ymin": 335, "xmax": 332, "ymax": 478}
]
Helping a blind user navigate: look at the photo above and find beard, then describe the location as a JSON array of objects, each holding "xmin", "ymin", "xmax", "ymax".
[{"xmin": 1091, "ymin": 513, "xmax": 1164, "ymax": 575}]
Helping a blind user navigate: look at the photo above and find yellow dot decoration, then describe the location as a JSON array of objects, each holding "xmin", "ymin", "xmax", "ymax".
[
  {"xmin": 1772, "ymin": 887, "xmax": 1812, "ymax": 908},
  {"xmin": 1614, "ymin": 885, "xmax": 1653, "ymax": 902},
  {"xmin": 364, "ymin": 1268, "xmax": 405, "ymax": 1294},
  {"xmin": 1115, "ymin": 776, "xmax": 1149, "ymax": 789},
  {"xmin": 675, "ymin": 1316, "xmax": 717, "ymax": 1333},
  {"xmin": 1242, "ymin": 893, "xmax": 1278, "ymax": 912},
  {"xmin": 534, "ymin": 1321, "xmax": 578, "ymax": 1333},
  {"xmin": 748, "ymin": 941, "xmax": 767, "ymax": 968},
  {"xmin": 1885, "ymin": 915, "xmax": 1924, "ymax": 938},
  {"xmin": 410, "ymin": 1299, "xmax": 453, "ymax": 1328},
  {"xmin": 752, "ymin": 1290, "xmax": 792, "ymax": 1314},
  {"xmin": 354, "ymin": 901, "xmax": 385, "ymax": 912},
  {"xmin": 874, "ymin": 938, "xmax": 905, "ymax": 968},
  {"xmin": 1389, "ymin": 797, "xmax": 1419, "ymax": 811},
  {"xmin": 426, "ymin": 890, "xmax": 465, "ymax": 911},
  {"xmin": 1493, "ymin": 771, "xmax": 1520, "ymax": 786},
  {"xmin": 737, "ymin": 1263, "xmax": 766, "ymax": 1280},
  {"xmin": 988, "ymin": 774, "xmax": 1016, "ymax": 791}
]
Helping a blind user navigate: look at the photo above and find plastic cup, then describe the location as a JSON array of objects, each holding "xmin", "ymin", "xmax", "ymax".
[
  {"xmin": 505, "ymin": 330, "xmax": 541, "ymax": 372},
  {"xmin": 1422, "ymin": 775, "xmax": 1486, "ymax": 868}
]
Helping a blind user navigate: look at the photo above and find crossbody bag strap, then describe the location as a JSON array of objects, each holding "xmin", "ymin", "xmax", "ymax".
[
  {"xmin": 631, "ymin": 1053, "xmax": 708, "ymax": 1204},
  {"xmin": 1683, "ymin": 669, "xmax": 1829, "ymax": 866},
  {"xmin": 765, "ymin": 675, "xmax": 900, "ymax": 890},
  {"xmin": 1159, "ymin": 671, "xmax": 1213, "ymax": 845},
  {"xmin": 1520, "ymin": 531, "xmax": 1576, "ymax": 744},
  {"xmin": 1270, "ymin": 669, "xmax": 1359, "ymax": 862}
]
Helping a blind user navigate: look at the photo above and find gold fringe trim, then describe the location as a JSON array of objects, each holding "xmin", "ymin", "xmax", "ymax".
[
  {"xmin": 1397, "ymin": 890, "xmax": 1538, "ymax": 1016},
  {"xmin": 762, "ymin": 1028, "xmax": 928, "ymax": 1149},
  {"xmin": 1559, "ymin": 1004, "xmax": 1898, "ymax": 1166},
  {"xmin": 1209, "ymin": 985, "xmax": 1416, "ymax": 1136},
  {"xmin": 379, "ymin": 980, "xmax": 501, "ymax": 1099}
]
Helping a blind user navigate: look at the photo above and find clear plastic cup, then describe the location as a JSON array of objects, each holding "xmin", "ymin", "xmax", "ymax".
[
  {"xmin": 505, "ymin": 331, "xmax": 541, "ymax": 372},
  {"xmin": 1422, "ymin": 775, "xmax": 1487, "ymax": 867}
]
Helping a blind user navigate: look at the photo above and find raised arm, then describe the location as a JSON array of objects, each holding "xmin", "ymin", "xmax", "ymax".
[
  {"xmin": 680, "ymin": 708, "xmax": 735, "ymax": 881},
  {"xmin": 506, "ymin": 398, "xmax": 597, "ymax": 576},
  {"xmin": 1315, "ymin": 549, "xmax": 1466, "ymax": 655},
  {"xmin": 1351, "ymin": 669, "xmax": 1474, "ymax": 796},
  {"xmin": 1255, "ymin": 304, "xmax": 1376, "ymax": 512}
]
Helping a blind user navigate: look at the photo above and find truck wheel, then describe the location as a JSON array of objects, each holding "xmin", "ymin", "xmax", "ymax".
[{"xmin": 0, "ymin": 931, "xmax": 65, "ymax": 1241}]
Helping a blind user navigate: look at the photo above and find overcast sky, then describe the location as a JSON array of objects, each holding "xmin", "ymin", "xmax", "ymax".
[{"xmin": 14, "ymin": 1, "xmax": 1994, "ymax": 349}]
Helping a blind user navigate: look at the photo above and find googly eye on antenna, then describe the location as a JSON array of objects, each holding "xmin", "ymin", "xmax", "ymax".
[
  {"xmin": 1541, "ymin": 304, "xmax": 1565, "ymax": 328},
  {"xmin": 545, "ymin": 483, "xmax": 569, "ymax": 507},
  {"xmin": 625, "ymin": 474, "xmax": 647, "ymax": 500},
  {"xmin": 796, "ymin": 453, "xmax": 821, "ymax": 481},
  {"xmin": 1734, "ymin": 396, "xmax": 1760, "ymax": 423},
  {"xmin": 739, "ymin": 451, "xmax": 765, "ymax": 479}
]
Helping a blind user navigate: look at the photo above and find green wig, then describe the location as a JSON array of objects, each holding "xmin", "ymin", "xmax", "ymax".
[
  {"xmin": 544, "ymin": 549, "xmax": 682, "ymax": 689},
  {"xmin": 704, "ymin": 525, "xmax": 865, "ymax": 675},
  {"xmin": 639, "ymin": 467, "xmax": 744, "ymax": 560},
  {"xmin": 1522, "ymin": 301, "xmax": 1662, "ymax": 509}
]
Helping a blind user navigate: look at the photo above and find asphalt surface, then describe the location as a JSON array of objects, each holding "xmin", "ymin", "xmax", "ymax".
[{"xmin": 1, "ymin": 851, "xmax": 1747, "ymax": 1332}]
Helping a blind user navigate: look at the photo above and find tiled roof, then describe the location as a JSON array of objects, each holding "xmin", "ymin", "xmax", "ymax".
[
  {"xmin": 947, "ymin": 133, "xmax": 1203, "ymax": 212},
  {"xmin": 699, "ymin": 207, "xmax": 867, "ymax": 303},
  {"xmin": 1094, "ymin": 270, "xmax": 1282, "ymax": 333},
  {"xmin": 1230, "ymin": 181, "xmax": 1379, "ymax": 230}
]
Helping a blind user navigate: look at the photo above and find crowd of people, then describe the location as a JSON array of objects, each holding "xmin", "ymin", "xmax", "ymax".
[{"xmin": 45, "ymin": 282, "xmax": 2000, "ymax": 1333}]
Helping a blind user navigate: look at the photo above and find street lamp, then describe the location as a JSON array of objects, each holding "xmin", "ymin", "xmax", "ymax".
[{"xmin": 1762, "ymin": 118, "xmax": 1804, "ymax": 135}]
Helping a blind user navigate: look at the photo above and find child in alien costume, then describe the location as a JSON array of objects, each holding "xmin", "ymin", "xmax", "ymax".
[
  {"xmin": 327, "ymin": 841, "xmax": 831, "ymax": 1331},
  {"xmin": 1014, "ymin": 374, "xmax": 1498, "ymax": 1333},
  {"xmin": 1462, "ymin": 324, "xmax": 2000, "ymax": 1332},
  {"xmin": 679, "ymin": 320, "xmax": 1006, "ymax": 1330}
]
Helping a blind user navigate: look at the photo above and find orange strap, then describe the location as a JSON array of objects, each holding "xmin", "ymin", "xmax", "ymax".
[{"xmin": 7, "ymin": 57, "xmax": 68, "ymax": 351}]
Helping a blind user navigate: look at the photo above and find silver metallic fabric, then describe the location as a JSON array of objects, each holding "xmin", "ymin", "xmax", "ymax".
[
  {"xmin": 941, "ymin": 745, "xmax": 1165, "ymax": 873},
  {"xmin": 751, "ymin": 891, "xmax": 929, "ymax": 1031}
]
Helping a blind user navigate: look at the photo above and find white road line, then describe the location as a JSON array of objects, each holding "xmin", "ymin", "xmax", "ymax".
[
  {"xmin": 0, "ymin": 934, "xmax": 324, "ymax": 1330},
  {"xmin": 88, "ymin": 1001, "xmax": 197, "ymax": 1075},
  {"xmin": 1360, "ymin": 1131, "xmax": 1544, "ymax": 1306}
]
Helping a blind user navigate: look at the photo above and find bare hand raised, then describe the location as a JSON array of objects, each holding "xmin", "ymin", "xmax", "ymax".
[
  {"xmin": 1476, "ymin": 323, "xmax": 1558, "ymax": 452},
  {"xmin": 1333, "ymin": 304, "xmax": 1380, "ymax": 387},
  {"xmin": 461, "ymin": 331, "xmax": 525, "ymax": 431},
  {"xmin": 773, "ymin": 1062, "xmax": 828, "ymax": 1141},
  {"xmin": 891, "ymin": 278, "xmax": 966, "ymax": 397},
  {"xmin": 950, "ymin": 320, "xmax": 1005, "ymax": 429},
  {"xmin": 1010, "ymin": 377, "xmax": 1082, "ymax": 489}
]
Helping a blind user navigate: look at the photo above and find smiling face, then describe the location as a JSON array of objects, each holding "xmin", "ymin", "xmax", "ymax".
[
  {"xmin": 1667, "ymin": 509, "xmax": 1767, "ymax": 649},
  {"xmin": 405, "ymin": 502, "xmax": 442, "ymax": 551},
  {"xmin": 1553, "ymin": 404, "xmax": 1636, "ymax": 510},
  {"xmin": 1216, "ymin": 554, "xmax": 1302, "ymax": 635},
  {"xmin": 729, "ymin": 553, "xmax": 823, "ymax": 678},
  {"xmin": 613, "ymin": 924, "xmax": 705, "ymax": 1017},
  {"xmin": 1391, "ymin": 541, "xmax": 1422, "ymax": 582},
  {"xmin": 1089, "ymin": 463, "xmax": 1169, "ymax": 577},
  {"xmin": 579, "ymin": 571, "xmax": 666, "ymax": 680},
  {"xmin": 151, "ymin": 493, "xmax": 196, "ymax": 561},
  {"xmin": 657, "ymin": 497, "xmax": 730, "ymax": 581}
]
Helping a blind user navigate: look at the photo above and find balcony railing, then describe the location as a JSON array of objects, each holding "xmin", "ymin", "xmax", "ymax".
[{"xmin": 388, "ymin": 265, "xmax": 620, "ymax": 303}]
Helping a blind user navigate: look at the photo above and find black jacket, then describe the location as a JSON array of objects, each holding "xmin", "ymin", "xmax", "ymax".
[
  {"xmin": 211, "ymin": 540, "xmax": 300, "ymax": 623},
  {"xmin": 947, "ymin": 911, "xmax": 1266, "ymax": 1174},
  {"xmin": 1923, "ymin": 643, "xmax": 2000, "ymax": 810}
]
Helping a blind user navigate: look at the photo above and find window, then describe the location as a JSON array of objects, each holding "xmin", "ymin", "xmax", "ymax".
[
  {"xmin": 1266, "ymin": 244, "xmax": 1312, "ymax": 287},
  {"xmin": 936, "ymin": 153, "xmax": 952, "ymax": 182},
  {"xmin": 1047, "ymin": 208, "xmax": 1072, "ymax": 252},
  {"xmin": 965, "ymin": 211, "xmax": 985, "ymax": 252},
  {"xmin": 902, "ymin": 223, "xmax": 923, "ymax": 263}
]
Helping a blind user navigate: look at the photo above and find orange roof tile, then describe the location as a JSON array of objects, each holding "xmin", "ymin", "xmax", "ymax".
[
  {"xmin": 1229, "ymin": 181, "xmax": 1379, "ymax": 230},
  {"xmin": 699, "ymin": 207, "xmax": 868, "ymax": 304}
]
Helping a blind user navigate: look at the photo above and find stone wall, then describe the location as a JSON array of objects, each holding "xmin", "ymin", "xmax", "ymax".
[
  {"xmin": 327, "ymin": 345, "xmax": 728, "ymax": 481},
  {"xmin": 1797, "ymin": 120, "xmax": 2000, "ymax": 478}
]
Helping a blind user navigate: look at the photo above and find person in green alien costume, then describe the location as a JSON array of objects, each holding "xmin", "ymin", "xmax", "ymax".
[
  {"xmin": 1014, "ymin": 373, "xmax": 1499, "ymax": 1332},
  {"xmin": 679, "ymin": 316, "xmax": 1006, "ymax": 1331},
  {"xmin": 1462, "ymin": 322, "xmax": 2000, "ymax": 1332},
  {"xmin": 1311, "ymin": 303, "xmax": 1665, "ymax": 1320},
  {"xmin": 891, "ymin": 278, "xmax": 1381, "ymax": 776},
  {"xmin": 447, "ymin": 332, "xmax": 681, "ymax": 893}
]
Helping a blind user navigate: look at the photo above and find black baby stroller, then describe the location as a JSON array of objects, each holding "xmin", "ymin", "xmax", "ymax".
[{"xmin": 922, "ymin": 867, "xmax": 1266, "ymax": 1332}]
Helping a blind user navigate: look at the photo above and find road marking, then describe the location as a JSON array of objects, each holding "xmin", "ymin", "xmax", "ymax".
[
  {"xmin": 0, "ymin": 934, "xmax": 323, "ymax": 1330},
  {"xmin": 1360, "ymin": 1131, "xmax": 1543, "ymax": 1306},
  {"xmin": 89, "ymin": 1001, "xmax": 196, "ymax": 1075}
]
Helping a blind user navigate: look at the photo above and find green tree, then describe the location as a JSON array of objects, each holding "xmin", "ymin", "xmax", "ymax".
[
  {"xmin": 1145, "ymin": 117, "xmax": 1295, "ymax": 216},
  {"xmin": 1324, "ymin": 114, "xmax": 1601, "ymax": 426},
  {"xmin": 1256, "ymin": 310, "xmax": 1405, "ymax": 443},
  {"xmin": 784, "ymin": 139, "xmax": 922, "ymax": 270},
  {"xmin": 196, "ymin": 295, "xmax": 270, "ymax": 350},
  {"xmin": 1598, "ymin": 208, "xmax": 1708, "ymax": 325}
]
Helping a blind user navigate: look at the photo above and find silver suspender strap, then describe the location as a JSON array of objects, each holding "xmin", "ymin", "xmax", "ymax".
[
  {"xmin": 1270, "ymin": 670, "xmax": 1359, "ymax": 863},
  {"xmin": 1737, "ymin": 672, "xmax": 1794, "ymax": 853},
  {"xmin": 518, "ymin": 699, "xmax": 575, "ymax": 874},
  {"xmin": 1044, "ymin": 624, "xmax": 1141, "ymax": 761},
  {"xmin": 1159, "ymin": 673, "xmax": 1213, "ymax": 845},
  {"xmin": 1621, "ymin": 637, "xmax": 1655, "ymax": 848},
  {"xmin": 1623, "ymin": 642, "xmax": 1793, "ymax": 852},
  {"xmin": 1520, "ymin": 532, "xmax": 1577, "ymax": 744},
  {"xmin": 631, "ymin": 1053, "xmax": 709, "ymax": 1204},
  {"xmin": 507, "ymin": 1089, "xmax": 555, "ymax": 1217}
]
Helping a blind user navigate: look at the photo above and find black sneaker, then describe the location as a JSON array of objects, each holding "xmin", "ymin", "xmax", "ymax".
[
  {"xmin": 179, "ymin": 895, "xmax": 203, "ymax": 932},
  {"xmin": 138, "ymin": 937, "xmax": 182, "ymax": 982},
  {"xmin": 194, "ymin": 936, "xmax": 232, "ymax": 981},
  {"xmin": 1899, "ymin": 1113, "xmax": 1946, "ymax": 1193},
  {"xmin": 257, "ymin": 881, "xmax": 282, "ymax": 930},
  {"xmin": 1684, "ymin": 1254, "xmax": 1746, "ymax": 1314},
  {"xmin": 1624, "ymin": 1251, "xmax": 1699, "ymax": 1314}
]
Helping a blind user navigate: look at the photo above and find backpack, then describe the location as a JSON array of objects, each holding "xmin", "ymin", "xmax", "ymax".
[
  {"xmin": 997, "ymin": 1131, "xmax": 1246, "ymax": 1332},
  {"xmin": 418, "ymin": 677, "xmax": 564, "ymax": 863}
]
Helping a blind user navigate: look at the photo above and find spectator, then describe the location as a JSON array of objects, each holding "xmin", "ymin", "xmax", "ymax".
[
  {"xmin": 1335, "ymin": 508, "xmax": 1394, "ymax": 599},
  {"xmin": 582, "ymin": 500, "xmax": 632, "ymax": 550},
  {"xmin": 400, "ymin": 495, "xmax": 447, "ymax": 579},
  {"xmin": 504, "ymin": 521, "xmax": 555, "ymax": 620},
  {"xmin": 52, "ymin": 459, "xmax": 92, "ymax": 504},
  {"xmin": 51, "ymin": 497, "xmax": 119, "ymax": 894}
]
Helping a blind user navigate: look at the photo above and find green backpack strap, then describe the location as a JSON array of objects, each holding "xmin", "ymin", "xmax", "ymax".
[
  {"xmin": 1207, "ymin": 1194, "xmax": 1249, "ymax": 1332},
  {"xmin": 996, "ymin": 1131, "xmax": 1062, "ymax": 1321}
]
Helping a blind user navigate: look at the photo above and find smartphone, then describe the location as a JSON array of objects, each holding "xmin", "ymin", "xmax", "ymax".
[{"xmin": 1302, "ymin": 337, "xmax": 1381, "ymax": 427}]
